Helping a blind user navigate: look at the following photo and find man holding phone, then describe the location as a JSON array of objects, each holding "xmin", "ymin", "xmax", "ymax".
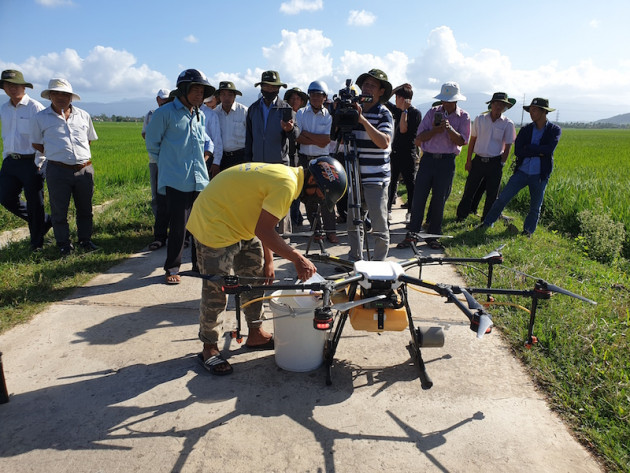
[
  {"xmin": 385, "ymin": 83, "xmax": 422, "ymax": 223},
  {"xmin": 244, "ymin": 70, "xmax": 299, "ymax": 166},
  {"xmin": 398, "ymin": 82, "xmax": 470, "ymax": 250},
  {"xmin": 245, "ymin": 71, "xmax": 300, "ymax": 235}
]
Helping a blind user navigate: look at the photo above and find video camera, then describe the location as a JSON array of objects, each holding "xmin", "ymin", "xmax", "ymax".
[{"xmin": 330, "ymin": 79, "xmax": 373, "ymax": 135}]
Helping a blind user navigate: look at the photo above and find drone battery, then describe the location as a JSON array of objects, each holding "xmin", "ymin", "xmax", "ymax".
[{"xmin": 349, "ymin": 306, "xmax": 408, "ymax": 332}]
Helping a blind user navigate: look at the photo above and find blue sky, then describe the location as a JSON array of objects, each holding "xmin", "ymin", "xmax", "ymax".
[{"xmin": 1, "ymin": 0, "xmax": 629, "ymax": 121}]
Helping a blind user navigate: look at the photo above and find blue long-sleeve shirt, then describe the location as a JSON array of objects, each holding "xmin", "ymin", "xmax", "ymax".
[
  {"xmin": 145, "ymin": 98, "xmax": 210, "ymax": 194},
  {"xmin": 514, "ymin": 120, "xmax": 562, "ymax": 180}
]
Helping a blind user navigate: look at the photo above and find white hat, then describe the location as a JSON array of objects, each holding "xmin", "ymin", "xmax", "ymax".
[
  {"xmin": 41, "ymin": 78, "xmax": 81, "ymax": 101},
  {"xmin": 157, "ymin": 88, "xmax": 170, "ymax": 99},
  {"xmin": 434, "ymin": 82, "xmax": 466, "ymax": 102}
]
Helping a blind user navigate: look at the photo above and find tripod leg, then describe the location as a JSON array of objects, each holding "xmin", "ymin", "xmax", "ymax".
[
  {"xmin": 305, "ymin": 203, "xmax": 327, "ymax": 256},
  {"xmin": 344, "ymin": 139, "xmax": 367, "ymax": 261}
]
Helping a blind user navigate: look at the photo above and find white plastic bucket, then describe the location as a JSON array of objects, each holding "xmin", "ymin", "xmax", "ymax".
[{"xmin": 270, "ymin": 289, "xmax": 326, "ymax": 372}]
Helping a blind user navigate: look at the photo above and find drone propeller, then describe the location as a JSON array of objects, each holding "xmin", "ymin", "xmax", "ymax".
[
  {"xmin": 476, "ymin": 313, "xmax": 493, "ymax": 339},
  {"xmin": 461, "ymin": 288, "xmax": 484, "ymax": 310},
  {"xmin": 416, "ymin": 232, "xmax": 453, "ymax": 240},
  {"xmin": 482, "ymin": 244, "xmax": 506, "ymax": 260},
  {"xmin": 284, "ymin": 231, "xmax": 349, "ymax": 238},
  {"xmin": 332, "ymin": 294, "xmax": 387, "ymax": 312},
  {"xmin": 538, "ymin": 280, "xmax": 597, "ymax": 305},
  {"xmin": 459, "ymin": 287, "xmax": 493, "ymax": 338}
]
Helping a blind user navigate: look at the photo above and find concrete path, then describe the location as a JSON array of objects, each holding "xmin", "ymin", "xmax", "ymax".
[{"xmin": 0, "ymin": 207, "xmax": 603, "ymax": 473}]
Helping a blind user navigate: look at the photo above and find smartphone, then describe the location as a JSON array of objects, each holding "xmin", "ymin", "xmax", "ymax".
[
  {"xmin": 434, "ymin": 112, "xmax": 443, "ymax": 126},
  {"xmin": 282, "ymin": 107, "xmax": 292, "ymax": 122}
]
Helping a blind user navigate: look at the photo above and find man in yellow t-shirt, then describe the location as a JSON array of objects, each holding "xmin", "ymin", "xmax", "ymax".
[{"xmin": 187, "ymin": 158, "xmax": 347, "ymax": 375}]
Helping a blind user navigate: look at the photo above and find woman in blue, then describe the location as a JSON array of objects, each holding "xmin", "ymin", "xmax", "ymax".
[{"xmin": 482, "ymin": 98, "xmax": 562, "ymax": 236}]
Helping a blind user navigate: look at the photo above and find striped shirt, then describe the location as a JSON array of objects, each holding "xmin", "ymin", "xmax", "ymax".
[{"xmin": 354, "ymin": 103, "xmax": 393, "ymax": 184}]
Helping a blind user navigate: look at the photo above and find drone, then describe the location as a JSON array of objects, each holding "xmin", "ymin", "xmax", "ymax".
[{"xmin": 184, "ymin": 244, "xmax": 596, "ymax": 390}]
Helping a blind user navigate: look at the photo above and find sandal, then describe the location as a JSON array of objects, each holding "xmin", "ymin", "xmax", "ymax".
[
  {"xmin": 148, "ymin": 240, "xmax": 164, "ymax": 251},
  {"xmin": 197, "ymin": 353, "xmax": 233, "ymax": 376},
  {"xmin": 245, "ymin": 337, "xmax": 275, "ymax": 351},
  {"xmin": 427, "ymin": 240, "xmax": 444, "ymax": 250},
  {"xmin": 396, "ymin": 232, "xmax": 418, "ymax": 249},
  {"xmin": 326, "ymin": 233, "xmax": 339, "ymax": 243},
  {"xmin": 165, "ymin": 273, "xmax": 181, "ymax": 285}
]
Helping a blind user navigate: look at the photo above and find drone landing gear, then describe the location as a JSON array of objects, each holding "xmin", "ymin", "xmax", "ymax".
[
  {"xmin": 321, "ymin": 282, "xmax": 446, "ymax": 389},
  {"xmin": 408, "ymin": 326, "xmax": 445, "ymax": 390},
  {"xmin": 323, "ymin": 312, "xmax": 350, "ymax": 386}
]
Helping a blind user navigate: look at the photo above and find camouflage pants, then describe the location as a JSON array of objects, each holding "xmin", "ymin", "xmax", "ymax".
[{"xmin": 196, "ymin": 238, "xmax": 264, "ymax": 345}]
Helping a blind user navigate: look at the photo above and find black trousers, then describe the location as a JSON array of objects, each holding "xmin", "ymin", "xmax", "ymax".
[
  {"xmin": 164, "ymin": 187, "xmax": 198, "ymax": 275},
  {"xmin": 408, "ymin": 155, "xmax": 455, "ymax": 236},
  {"xmin": 46, "ymin": 162, "xmax": 94, "ymax": 247},
  {"xmin": 220, "ymin": 149, "xmax": 246, "ymax": 171},
  {"xmin": 456, "ymin": 156, "xmax": 503, "ymax": 221},
  {"xmin": 388, "ymin": 149, "xmax": 416, "ymax": 211},
  {"xmin": 0, "ymin": 157, "xmax": 50, "ymax": 247}
]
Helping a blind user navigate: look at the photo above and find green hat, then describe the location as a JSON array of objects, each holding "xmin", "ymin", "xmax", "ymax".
[
  {"xmin": 284, "ymin": 87, "xmax": 308, "ymax": 103},
  {"xmin": 255, "ymin": 70, "xmax": 287, "ymax": 88},
  {"xmin": 1, "ymin": 70, "xmax": 33, "ymax": 89},
  {"xmin": 355, "ymin": 68, "xmax": 392, "ymax": 103},
  {"xmin": 217, "ymin": 81, "xmax": 242, "ymax": 96},
  {"xmin": 523, "ymin": 97, "xmax": 555, "ymax": 113},
  {"xmin": 486, "ymin": 92, "xmax": 516, "ymax": 109}
]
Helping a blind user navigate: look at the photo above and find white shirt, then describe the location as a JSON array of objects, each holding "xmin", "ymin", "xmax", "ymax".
[
  {"xmin": 213, "ymin": 101, "xmax": 248, "ymax": 162},
  {"xmin": 31, "ymin": 105, "xmax": 98, "ymax": 164},
  {"xmin": 471, "ymin": 113, "xmax": 516, "ymax": 157},
  {"xmin": 295, "ymin": 104, "xmax": 332, "ymax": 156},
  {"xmin": 1, "ymin": 93, "xmax": 45, "ymax": 160},
  {"xmin": 201, "ymin": 104, "xmax": 222, "ymax": 163}
]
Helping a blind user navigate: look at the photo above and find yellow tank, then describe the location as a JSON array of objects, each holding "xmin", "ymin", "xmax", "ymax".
[{"xmin": 349, "ymin": 306, "xmax": 408, "ymax": 332}]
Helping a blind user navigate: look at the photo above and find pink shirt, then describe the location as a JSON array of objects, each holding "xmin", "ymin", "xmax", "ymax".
[{"xmin": 417, "ymin": 105, "xmax": 470, "ymax": 155}]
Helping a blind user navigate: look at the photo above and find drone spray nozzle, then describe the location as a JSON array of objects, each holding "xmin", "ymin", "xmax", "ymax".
[{"xmin": 313, "ymin": 307, "xmax": 333, "ymax": 330}]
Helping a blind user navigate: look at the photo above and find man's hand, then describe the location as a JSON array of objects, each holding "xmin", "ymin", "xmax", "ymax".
[
  {"xmin": 294, "ymin": 254, "xmax": 317, "ymax": 282},
  {"xmin": 210, "ymin": 163, "xmax": 220, "ymax": 178},
  {"xmin": 281, "ymin": 119, "xmax": 294, "ymax": 132},
  {"xmin": 465, "ymin": 159, "xmax": 473, "ymax": 172},
  {"xmin": 255, "ymin": 209, "xmax": 317, "ymax": 282}
]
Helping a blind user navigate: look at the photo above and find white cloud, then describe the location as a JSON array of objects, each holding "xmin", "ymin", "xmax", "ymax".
[
  {"xmin": 398, "ymin": 26, "xmax": 630, "ymax": 120},
  {"xmin": 184, "ymin": 35, "xmax": 198, "ymax": 44},
  {"xmin": 261, "ymin": 29, "xmax": 333, "ymax": 86},
  {"xmin": 347, "ymin": 10, "xmax": 376, "ymax": 27},
  {"xmin": 280, "ymin": 0, "xmax": 323, "ymax": 14},
  {"xmin": 2, "ymin": 46, "xmax": 170, "ymax": 101},
  {"xmin": 36, "ymin": 0, "xmax": 74, "ymax": 6},
  {"xmin": 589, "ymin": 19, "xmax": 600, "ymax": 28}
]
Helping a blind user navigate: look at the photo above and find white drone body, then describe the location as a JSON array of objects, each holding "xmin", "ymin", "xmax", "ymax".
[{"xmin": 353, "ymin": 260, "xmax": 404, "ymax": 290}]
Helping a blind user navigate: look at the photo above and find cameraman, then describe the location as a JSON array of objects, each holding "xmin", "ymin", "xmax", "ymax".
[{"xmin": 347, "ymin": 69, "xmax": 394, "ymax": 261}]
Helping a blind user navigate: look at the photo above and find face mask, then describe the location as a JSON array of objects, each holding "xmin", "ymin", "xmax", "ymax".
[{"xmin": 261, "ymin": 90, "xmax": 278, "ymax": 102}]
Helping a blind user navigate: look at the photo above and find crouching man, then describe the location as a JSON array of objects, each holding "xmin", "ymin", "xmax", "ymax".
[{"xmin": 187, "ymin": 157, "xmax": 347, "ymax": 375}]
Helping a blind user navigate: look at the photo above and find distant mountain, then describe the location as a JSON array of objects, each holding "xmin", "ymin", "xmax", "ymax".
[
  {"xmin": 594, "ymin": 113, "xmax": 630, "ymax": 125},
  {"xmin": 78, "ymin": 94, "xmax": 626, "ymax": 125}
]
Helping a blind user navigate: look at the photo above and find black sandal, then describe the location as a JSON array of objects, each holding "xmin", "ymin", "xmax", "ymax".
[
  {"xmin": 197, "ymin": 353, "xmax": 233, "ymax": 376},
  {"xmin": 396, "ymin": 232, "xmax": 418, "ymax": 249},
  {"xmin": 148, "ymin": 240, "xmax": 164, "ymax": 251},
  {"xmin": 427, "ymin": 239, "xmax": 444, "ymax": 250}
]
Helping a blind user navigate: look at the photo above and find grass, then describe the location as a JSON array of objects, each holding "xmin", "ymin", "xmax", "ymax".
[
  {"xmin": 443, "ymin": 211, "xmax": 629, "ymax": 471},
  {"xmin": 1, "ymin": 123, "xmax": 629, "ymax": 471}
]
